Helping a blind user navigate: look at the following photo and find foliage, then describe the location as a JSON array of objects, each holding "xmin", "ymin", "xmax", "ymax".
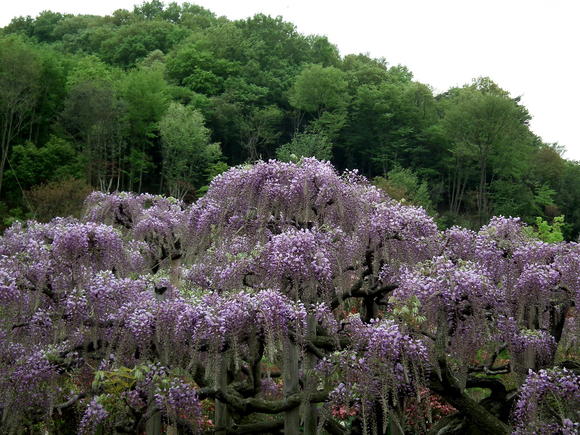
[
  {"xmin": 0, "ymin": 36, "xmax": 41, "ymax": 196},
  {"xmin": 440, "ymin": 79, "xmax": 533, "ymax": 222},
  {"xmin": 276, "ymin": 131, "xmax": 333, "ymax": 162},
  {"xmin": 159, "ymin": 102, "xmax": 222, "ymax": 199},
  {"xmin": 374, "ymin": 165, "xmax": 434, "ymax": 213},
  {"xmin": 524, "ymin": 216, "xmax": 566, "ymax": 243},
  {"xmin": 99, "ymin": 20, "xmax": 189, "ymax": 68},
  {"xmin": 1, "ymin": 0, "xmax": 580, "ymax": 237},
  {"xmin": 3, "ymin": 137, "xmax": 83, "ymax": 198},
  {"xmin": 289, "ymin": 64, "xmax": 348, "ymax": 115},
  {"xmin": 61, "ymin": 78, "xmax": 127, "ymax": 190},
  {"xmin": 289, "ymin": 64, "xmax": 348, "ymax": 137},
  {"xmin": 26, "ymin": 178, "xmax": 92, "ymax": 222}
]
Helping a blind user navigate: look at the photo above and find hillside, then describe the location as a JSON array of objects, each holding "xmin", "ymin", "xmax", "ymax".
[{"xmin": 1, "ymin": 1, "xmax": 579, "ymax": 237}]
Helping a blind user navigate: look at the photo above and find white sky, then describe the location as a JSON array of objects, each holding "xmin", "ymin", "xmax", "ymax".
[{"xmin": 2, "ymin": 0, "xmax": 579, "ymax": 160}]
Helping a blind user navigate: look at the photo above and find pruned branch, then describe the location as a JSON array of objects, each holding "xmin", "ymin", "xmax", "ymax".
[
  {"xmin": 331, "ymin": 279, "xmax": 397, "ymax": 310},
  {"xmin": 468, "ymin": 363, "xmax": 511, "ymax": 376},
  {"xmin": 55, "ymin": 392, "xmax": 88, "ymax": 413},
  {"xmin": 465, "ymin": 376, "xmax": 507, "ymax": 399},
  {"xmin": 213, "ymin": 387, "xmax": 330, "ymax": 415},
  {"xmin": 224, "ymin": 419, "xmax": 284, "ymax": 434}
]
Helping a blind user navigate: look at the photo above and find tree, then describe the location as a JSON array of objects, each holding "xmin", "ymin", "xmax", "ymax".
[
  {"xmin": 159, "ymin": 102, "xmax": 222, "ymax": 199},
  {"xmin": 99, "ymin": 20, "xmax": 189, "ymax": 68},
  {"xmin": 61, "ymin": 79, "xmax": 127, "ymax": 191},
  {"xmin": 557, "ymin": 161, "xmax": 580, "ymax": 238},
  {"xmin": 239, "ymin": 105, "xmax": 283, "ymax": 161},
  {"xmin": 440, "ymin": 79, "xmax": 532, "ymax": 223},
  {"xmin": 206, "ymin": 78, "xmax": 280, "ymax": 162},
  {"xmin": 524, "ymin": 215, "xmax": 566, "ymax": 243},
  {"xmin": 1, "ymin": 160, "xmax": 577, "ymax": 434},
  {"xmin": 0, "ymin": 37, "xmax": 41, "ymax": 197},
  {"xmin": 26, "ymin": 177, "xmax": 92, "ymax": 222},
  {"xmin": 374, "ymin": 165, "xmax": 434, "ymax": 213},
  {"xmin": 340, "ymin": 79, "xmax": 438, "ymax": 175},
  {"xmin": 3, "ymin": 136, "xmax": 82, "ymax": 193},
  {"xmin": 276, "ymin": 131, "xmax": 333, "ymax": 162},
  {"xmin": 288, "ymin": 64, "xmax": 349, "ymax": 136},
  {"xmin": 166, "ymin": 43, "xmax": 239, "ymax": 96},
  {"xmin": 2, "ymin": 4, "xmax": 580, "ymax": 240},
  {"xmin": 28, "ymin": 10, "xmax": 67, "ymax": 42},
  {"xmin": 120, "ymin": 64, "xmax": 169, "ymax": 191},
  {"xmin": 235, "ymin": 13, "xmax": 312, "ymax": 89},
  {"xmin": 306, "ymin": 35, "xmax": 341, "ymax": 67}
]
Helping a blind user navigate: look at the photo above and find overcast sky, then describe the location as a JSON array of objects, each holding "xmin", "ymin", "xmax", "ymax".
[{"xmin": 2, "ymin": 0, "xmax": 579, "ymax": 160}]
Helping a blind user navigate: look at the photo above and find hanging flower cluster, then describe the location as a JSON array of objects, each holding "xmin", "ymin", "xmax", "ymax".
[
  {"xmin": 0, "ymin": 160, "xmax": 577, "ymax": 434},
  {"xmin": 512, "ymin": 368, "xmax": 580, "ymax": 435}
]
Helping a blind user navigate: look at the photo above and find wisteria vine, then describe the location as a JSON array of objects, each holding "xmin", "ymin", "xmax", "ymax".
[{"xmin": 0, "ymin": 159, "xmax": 577, "ymax": 434}]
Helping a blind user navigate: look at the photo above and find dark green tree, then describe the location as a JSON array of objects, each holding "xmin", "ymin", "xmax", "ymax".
[
  {"xmin": 0, "ymin": 36, "xmax": 41, "ymax": 197},
  {"xmin": 120, "ymin": 63, "xmax": 169, "ymax": 191}
]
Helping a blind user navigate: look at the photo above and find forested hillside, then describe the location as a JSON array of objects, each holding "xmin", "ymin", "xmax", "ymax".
[{"xmin": 1, "ymin": 0, "xmax": 580, "ymax": 237}]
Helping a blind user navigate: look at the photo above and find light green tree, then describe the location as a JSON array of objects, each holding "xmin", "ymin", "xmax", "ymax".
[
  {"xmin": 524, "ymin": 216, "xmax": 565, "ymax": 243},
  {"xmin": 288, "ymin": 64, "xmax": 348, "ymax": 137},
  {"xmin": 276, "ymin": 132, "xmax": 332, "ymax": 162},
  {"xmin": 159, "ymin": 102, "xmax": 222, "ymax": 199}
]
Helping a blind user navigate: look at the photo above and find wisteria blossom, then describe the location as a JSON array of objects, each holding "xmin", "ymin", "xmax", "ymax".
[{"xmin": 0, "ymin": 159, "xmax": 577, "ymax": 434}]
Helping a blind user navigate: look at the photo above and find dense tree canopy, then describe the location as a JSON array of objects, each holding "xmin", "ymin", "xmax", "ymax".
[
  {"xmin": 1, "ymin": 1, "xmax": 580, "ymax": 238},
  {"xmin": 0, "ymin": 159, "xmax": 577, "ymax": 434}
]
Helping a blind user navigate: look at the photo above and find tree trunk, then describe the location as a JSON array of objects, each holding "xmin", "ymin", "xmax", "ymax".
[
  {"xmin": 145, "ymin": 411, "xmax": 162, "ymax": 435},
  {"xmin": 477, "ymin": 150, "xmax": 489, "ymax": 224},
  {"xmin": 283, "ymin": 336, "xmax": 301, "ymax": 434},
  {"xmin": 432, "ymin": 310, "xmax": 510, "ymax": 435},
  {"xmin": 302, "ymin": 314, "xmax": 318, "ymax": 435},
  {"xmin": 0, "ymin": 107, "xmax": 17, "ymax": 198},
  {"xmin": 215, "ymin": 355, "xmax": 232, "ymax": 435}
]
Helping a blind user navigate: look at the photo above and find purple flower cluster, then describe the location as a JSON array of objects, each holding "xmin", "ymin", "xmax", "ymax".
[
  {"xmin": 154, "ymin": 379, "xmax": 202, "ymax": 423},
  {"xmin": 515, "ymin": 264, "xmax": 560, "ymax": 303},
  {"xmin": 348, "ymin": 317, "xmax": 428, "ymax": 363},
  {"xmin": 498, "ymin": 317, "xmax": 557, "ymax": 373},
  {"xmin": 184, "ymin": 158, "xmax": 378, "ymax": 246},
  {"xmin": 85, "ymin": 192, "xmax": 186, "ymax": 268},
  {"xmin": 6, "ymin": 350, "xmax": 57, "ymax": 403},
  {"xmin": 79, "ymin": 398, "xmax": 109, "ymax": 435},
  {"xmin": 443, "ymin": 226, "xmax": 477, "ymax": 260},
  {"xmin": 0, "ymin": 268, "xmax": 19, "ymax": 304},
  {"xmin": 126, "ymin": 306, "xmax": 156, "ymax": 347},
  {"xmin": 185, "ymin": 236, "xmax": 258, "ymax": 291},
  {"xmin": 513, "ymin": 368, "xmax": 580, "ymax": 434},
  {"xmin": 51, "ymin": 222, "xmax": 125, "ymax": 271},
  {"xmin": 84, "ymin": 191, "xmax": 177, "ymax": 229},
  {"xmin": 265, "ymin": 228, "xmax": 334, "ymax": 287},
  {"xmin": 328, "ymin": 317, "xmax": 428, "ymax": 412},
  {"xmin": 370, "ymin": 201, "xmax": 438, "ymax": 242}
]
